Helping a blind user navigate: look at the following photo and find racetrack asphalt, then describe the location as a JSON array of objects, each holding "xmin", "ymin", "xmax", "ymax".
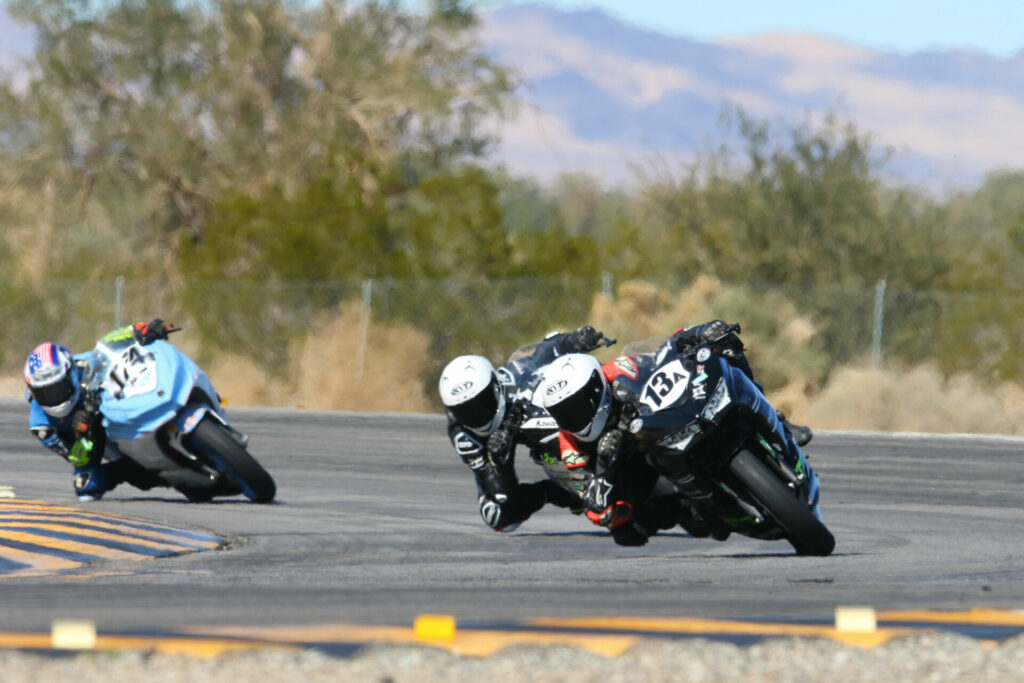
[{"xmin": 0, "ymin": 400, "xmax": 1022, "ymax": 656}]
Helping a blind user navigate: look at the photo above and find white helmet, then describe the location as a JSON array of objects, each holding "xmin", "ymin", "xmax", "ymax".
[
  {"xmin": 540, "ymin": 353, "xmax": 611, "ymax": 442},
  {"xmin": 438, "ymin": 355, "xmax": 507, "ymax": 436},
  {"xmin": 24, "ymin": 343, "xmax": 81, "ymax": 418}
]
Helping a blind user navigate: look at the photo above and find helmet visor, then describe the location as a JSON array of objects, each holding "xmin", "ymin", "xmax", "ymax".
[
  {"xmin": 450, "ymin": 376, "xmax": 500, "ymax": 429},
  {"xmin": 547, "ymin": 370, "xmax": 604, "ymax": 434},
  {"xmin": 31, "ymin": 372, "xmax": 78, "ymax": 409}
]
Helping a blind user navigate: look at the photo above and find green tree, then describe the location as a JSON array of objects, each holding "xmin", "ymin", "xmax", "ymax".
[{"xmin": 0, "ymin": 0, "xmax": 515, "ymax": 284}]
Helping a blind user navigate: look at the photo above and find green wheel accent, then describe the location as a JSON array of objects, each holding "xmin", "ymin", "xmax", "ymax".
[{"xmin": 729, "ymin": 449, "xmax": 834, "ymax": 556}]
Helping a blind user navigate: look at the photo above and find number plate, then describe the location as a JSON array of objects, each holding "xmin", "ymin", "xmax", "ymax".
[
  {"xmin": 103, "ymin": 345, "xmax": 158, "ymax": 398},
  {"xmin": 639, "ymin": 359, "xmax": 691, "ymax": 411}
]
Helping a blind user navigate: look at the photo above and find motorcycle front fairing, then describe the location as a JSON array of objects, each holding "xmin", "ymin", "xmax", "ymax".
[
  {"xmin": 92, "ymin": 339, "xmax": 225, "ymax": 442},
  {"xmin": 629, "ymin": 346, "xmax": 820, "ymax": 534}
]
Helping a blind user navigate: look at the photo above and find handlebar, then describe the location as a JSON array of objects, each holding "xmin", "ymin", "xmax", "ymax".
[{"xmin": 591, "ymin": 332, "xmax": 617, "ymax": 351}]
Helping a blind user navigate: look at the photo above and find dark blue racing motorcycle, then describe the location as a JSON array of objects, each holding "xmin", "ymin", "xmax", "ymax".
[{"xmin": 612, "ymin": 330, "xmax": 834, "ymax": 556}]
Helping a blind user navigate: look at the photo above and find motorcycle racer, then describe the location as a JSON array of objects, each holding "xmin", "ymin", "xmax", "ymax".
[
  {"xmin": 540, "ymin": 320, "xmax": 813, "ymax": 546},
  {"xmin": 540, "ymin": 352, "xmax": 683, "ymax": 546},
  {"xmin": 439, "ymin": 326, "xmax": 613, "ymax": 532},
  {"xmin": 24, "ymin": 319, "xmax": 174, "ymax": 501}
]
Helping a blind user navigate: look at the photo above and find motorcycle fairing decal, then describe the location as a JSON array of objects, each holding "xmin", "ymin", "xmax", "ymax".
[
  {"xmin": 639, "ymin": 359, "xmax": 691, "ymax": 412},
  {"xmin": 700, "ymin": 378, "xmax": 732, "ymax": 420},
  {"xmin": 659, "ymin": 422, "xmax": 702, "ymax": 452},
  {"xmin": 180, "ymin": 406, "xmax": 208, "ymax": 434},
  {"xmin": 609, "ymin": 356, "xmax": 638, "ymax": 380},
  {"xmin": 100, "ymin": 327, "xmax": 135, "ymax": 344},
  {"xmin": 104, "ymin": 345, "xmax": 158, "ymax": 399}
]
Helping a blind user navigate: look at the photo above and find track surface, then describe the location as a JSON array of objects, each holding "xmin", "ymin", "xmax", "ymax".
[{"xmin": 0, "ymin": 400, "xmax": 1022, "ymax": 637}]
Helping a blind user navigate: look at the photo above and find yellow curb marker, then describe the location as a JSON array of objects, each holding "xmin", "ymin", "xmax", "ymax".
[
  {"xmin": 51, "ymin": 620, "xmax": 97, "ymax": 650},
  {"xmin": 0, "ymin": 486, "xmax": 14, "ymax": 499},
  {"xmin": 414, "ymin": 614, "xmax": 457, "ymax": 642},
  {"xmin": 835, "ymin": 606, "xmax": 878, "ymax": 634}
]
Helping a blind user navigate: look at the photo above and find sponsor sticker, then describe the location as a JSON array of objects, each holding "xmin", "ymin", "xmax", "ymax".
[
  {"xmin": 697, "ymin": 348, "xmax": 711, "ymax": 362},
  {"xmin": 455, "ymin": 431, "xmax": 483, "ymax": 454},
  {"xmin": 692, "ymin": 385, "xmax": 707, "ymax": 400},
  {"xmin": 629, "ymin": 418, "xmax": 643, "ymax": 433},
  {"xmin": 522, "ymin": 417, "xmax": 559, "ymax": 431},
  {"xmin": 613, "ymin": 356, "xmax": 638, "ymax": 379},
  {"xmin": 546, "ymin": 379, "xmax": 568, "ymax": 395}
]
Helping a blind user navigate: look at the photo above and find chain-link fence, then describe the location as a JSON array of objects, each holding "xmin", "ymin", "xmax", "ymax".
[{"xmin": 2, "ymin": 275, "xmax": 1021, "ymax": 416}]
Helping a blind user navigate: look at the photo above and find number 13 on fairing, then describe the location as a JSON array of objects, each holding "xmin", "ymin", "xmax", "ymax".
[{"xmin": 640, "ymin": 360, "xmax": 691, "ymax": 411}]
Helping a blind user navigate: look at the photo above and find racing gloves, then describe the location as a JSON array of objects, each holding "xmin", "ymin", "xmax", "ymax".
[
  {"xmin": 133, "ymin": 318, "xmax": 176, "ymax": 345},
  {"xmin": 672, "ymin": 320, "xmax": 742, "ymax": 352},
  {"xmin": 558, "ymin": 325, "xmax": 614, "ymax": 354}
]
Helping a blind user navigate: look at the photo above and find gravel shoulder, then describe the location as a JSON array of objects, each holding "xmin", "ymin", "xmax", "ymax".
[{"xmin": 3, "ymin": 634, "xmax": 1024, "ymax": 682}]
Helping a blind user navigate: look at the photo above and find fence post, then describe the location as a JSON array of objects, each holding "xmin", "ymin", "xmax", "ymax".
[
  {"xmin": 356, "ymin": 279, "xmax": 372, "ymax": 381},
  {"xmin": 114, "ymin": 276, "xmax": 125, "ymax": 328},
  {"xmin": 871, "ymin": 278, "xmax": 887, "ymax": 368},
  {"xmin": 602, "ymin": 271, "xmax": 613, "ymax": 298}
]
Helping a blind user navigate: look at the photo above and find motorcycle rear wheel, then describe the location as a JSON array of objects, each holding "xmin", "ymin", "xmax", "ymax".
[
  {"xmin": 185, "ymin": 417, "xmax": 276, "ymax": 503},
  {"xmin": 728, "ymin": 449, "xmax": 834, "ymax": 556}
]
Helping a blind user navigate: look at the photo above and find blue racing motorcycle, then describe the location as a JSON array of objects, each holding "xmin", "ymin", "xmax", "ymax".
[{"xmin": 80, "ymin": 327, "xmax": 276, "ymax": 503}]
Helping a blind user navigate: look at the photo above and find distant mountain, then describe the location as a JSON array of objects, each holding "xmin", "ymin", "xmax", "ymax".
[
  {"xmin": 4, "ymin": 4, "xmax": 1023, "ymax": 194},
  {"xmin": 481, "ymin": 3, "xmax": 1024, "ymax": 193}
]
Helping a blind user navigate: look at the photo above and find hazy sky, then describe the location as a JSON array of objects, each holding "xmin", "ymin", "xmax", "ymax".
[
  {"xmin": 4, "ymin": 2, "xmax": 1022, "ymax": 59},
  {"xmin": 492, "ymin": 0, "xmax": 1024, "ymax": 57}
]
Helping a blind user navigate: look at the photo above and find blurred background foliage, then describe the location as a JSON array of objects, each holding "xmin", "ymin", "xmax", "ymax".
[{"xmin": 1, "ymin": 0, "xmax": 1022, "ymax": 415}]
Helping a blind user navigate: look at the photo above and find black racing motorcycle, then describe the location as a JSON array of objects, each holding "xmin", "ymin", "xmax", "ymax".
[{"xmin": 611, "ymin": 333, "xmax": 834, "ymax": 556}]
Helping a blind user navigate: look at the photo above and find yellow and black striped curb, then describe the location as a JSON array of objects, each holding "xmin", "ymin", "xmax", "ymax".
[
  {"xmin": 179, "ymin": 608, "xmax": 1024, "ymax": 655},
  {"xmin": 2, "ymin": 608, "xmax": 1019, "ymax": 659},
  {"xmin": 0, "ymin": 499, "xmax": 223, "ymax": 577}
]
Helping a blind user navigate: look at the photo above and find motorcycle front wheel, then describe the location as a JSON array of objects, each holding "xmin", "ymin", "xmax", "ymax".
[
  {"xmin": 728, "ymin": 449, "xmax": 834, "ymax": 556},
  {"xmin": 184, "ymin": 416, "xmax": 276, "ymax": 504}
]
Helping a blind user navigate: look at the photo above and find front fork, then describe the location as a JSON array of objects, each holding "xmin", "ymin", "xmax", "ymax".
[
  {"xmin": 166, "ymin": 403, "xmax": 249, "ymax": 460},
  {"xmin": 753, "ymin": 434, "xmax": 822, "ymax": 520}
]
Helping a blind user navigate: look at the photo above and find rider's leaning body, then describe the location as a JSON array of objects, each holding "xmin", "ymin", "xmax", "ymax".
[
  {"xmin": 25, "ymin": 320, "xmax": 173, "ymax": 501},
  {"xmin": 440, "ymin": 327, "xmax": 616, "ymax": 532}
]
